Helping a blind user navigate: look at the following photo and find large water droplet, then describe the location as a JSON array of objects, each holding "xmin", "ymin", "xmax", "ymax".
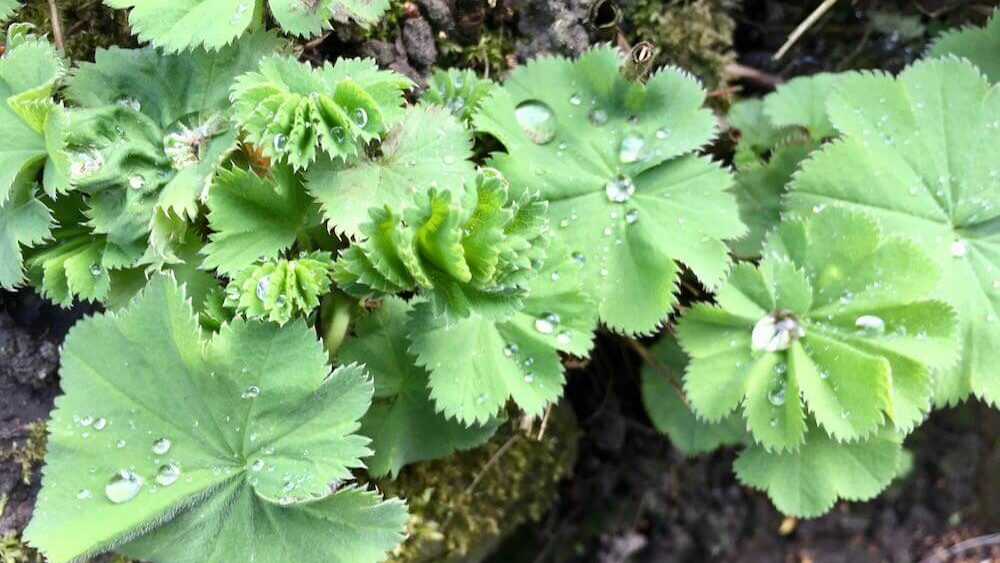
[
  {"xmin": 855, "ymin": 315, "xmax": 886, "ymax": 335},
  {"xmin": 155, "ymin": 464, "xmax": 181, "ymax": 486},
  {"xmin": 242, "ymin": 385, "xmax": 260, "ymax": 399},
  {"xmin": 152, "ymin": 437, "xmax": 172, "ymax": 455},
  {"xmin": 105, "ymin": 470, "xmax": 142, "ymax": 504},
  {"xmin": 605, "ymin": 175, "xmax": 636, "ymax": 203},
  {"xmin": 618, "ymin": 134, "xmax": 645, "ymax": 164},
  {"xmin": 514, "ymin": 100, "xmax": 557, "ymax": 145},
  {"xmin": 751, "ymin": 311, "xmax": 804, "ymax": 352},
  {"xmin": 534, "ymin": 312, "xmax": 560, "ymax": 334}
]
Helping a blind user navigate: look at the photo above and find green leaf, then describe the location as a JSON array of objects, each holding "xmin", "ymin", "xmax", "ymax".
[
  {"xmin": 640, "ymin": 336, "xmax": 744, "ymax": 455},
  {"xmin": 231, "ymin": 55, "xmax": 411, "ymax": 170},
  {"xmin": 338, "ymin": 297, "xmax": 500, "ymax": 477},
  {"xmin": 24, "ymin": 275, "xmax": 407, "ymax": 563},
  {"xmin": 0, "ymin": 174, "xmax": 52, "ymax": 289},
  {"xmin": 928, "ymin": 8, "xmax": 1000, "ymax": 84},
  {"xmin": 103, "ymin": 0, "xmax": 390, "ymax": 53},
  {"xmin": 0, "ymin": 33, "xmax": 64, "ymax": 205},
  {"xmin": 332, "ymin": 169, "xmax": 548, "ymax": 322},
  {"xmin": 676, "ymin": 208, "xmax": 957, "ymax": 452},
  {"xmin": 726, "ymin": 99, "xmax": 788, "ymax": 160},
  {"xmin": 474, "ymin": 45, "xmax": 745, "ymax": 334},
  {"xmin": 0, "ymin": 1, "xmax": 20, "ymax": 23},
  {"xmin": 421, "ymin": 68, "xmax": 496, "ymax": 122},
  {"xmin": 784, "ymin": 58, "xmax": 1000, "ymax": 406},
  {"xmin": 202, "ymin": 166, "xmax": 313, "ymax": 275},
  {"xmin": 734, "ymin": 427, "xmax": 904, "ymax": 518},
  {"xmin": 306, "ymin": 105, "xmax": 476, "ymax": 236},
  {"xmin": 730, "ymin": 143, "xmax": 812, "ymax": 258},
  {"xmin": 409, "ymin": 244, "xmax": 597, "ymax": 425},
  {"xmin": 763, "ymin": 73, "xmax": 842, "ymax": 140},
  {"xmin": 225, "ymin": 251, "xmax": 334, "ymax": 325}
]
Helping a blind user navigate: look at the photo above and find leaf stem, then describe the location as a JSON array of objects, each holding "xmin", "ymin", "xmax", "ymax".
[
  {"xmin": 321, "ymin": 291, "xmax": 354, "ymax": 359},
  {"xmin": 624, "ymin": 337, "xmax": 690, "ymax": 407}
]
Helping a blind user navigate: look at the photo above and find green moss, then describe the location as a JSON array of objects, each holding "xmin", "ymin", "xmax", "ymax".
[
  {"xmin": 436, "ymin": 27, "xmax": 515, "ymax": 78},
  {"xmin": 0, "ymin": 534, "xmax": 40, "ymax": 563},
  {"xmin": 0, "ymin": 421, "xmax": 46, "ymax": 486},
  {"xmin": 628, "ymin": 0, "xmax": 736, "ymax": 92},
  {"xmin": 381, "ymin": 406, "xmax": 579, "ymax": 563},
  {"xmin": 12, "ymin": 0, "xmax": 132, "ymax": 61}
]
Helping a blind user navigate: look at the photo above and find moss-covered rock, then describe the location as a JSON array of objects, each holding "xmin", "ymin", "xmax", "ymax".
[
  {"xmin": 382, "ymin": 405, "xmax": 579, "ymax": 563},
  {"xmin": 627, "ymin": 0, "xmax": 736, "ymax": 92}
]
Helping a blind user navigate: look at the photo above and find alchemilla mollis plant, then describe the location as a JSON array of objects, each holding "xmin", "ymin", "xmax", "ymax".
[{"xmin": 0, "ymin": 2, "xmax": 996, "ymax": 560}]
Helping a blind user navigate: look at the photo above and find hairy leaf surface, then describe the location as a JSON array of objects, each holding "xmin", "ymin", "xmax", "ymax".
[
  {"xmin": 928, "ymin": 8, "xmax": 999, "ymax": 83},
  {"xmin": 339, "ymin": 297, "xmax": 499, "ymax": 477},
  {"xmin": 785, "ymin": 58, "xmax": 1000, "ymax": 405},
  {"xmin": 475, "ymin": 46, "xmax": 744, "ymax": 334},
  {"xmin": 24, "ymin": 275, "xmax": 407, "ymax": 563}
]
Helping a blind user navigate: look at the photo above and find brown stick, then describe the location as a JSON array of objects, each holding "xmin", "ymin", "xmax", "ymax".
[
  {"xmin": 47, "ymin": 0, "xmax": 65, "ymax": 52},
  {"xmin": 624, "ymin": 337, "xmax": 689, "ymax": 407},
  {"xmin": 772, "ymin": 0, "xmax": 840, "ymax": 61}
]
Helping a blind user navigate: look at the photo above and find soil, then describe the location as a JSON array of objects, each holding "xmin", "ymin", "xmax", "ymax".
[{"xmin": 4, "ymin": 0, "xmax": 1000, "ymax": 562}]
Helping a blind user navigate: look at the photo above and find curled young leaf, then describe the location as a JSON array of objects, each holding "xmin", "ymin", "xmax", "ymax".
[{"xmin": 225, "ymin": 251, "xmax": 334, "ymax": 325}]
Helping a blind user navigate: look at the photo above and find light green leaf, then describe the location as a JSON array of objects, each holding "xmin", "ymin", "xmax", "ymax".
[
  {"xmin": 928, "ymin": 8, "xmax": 1000, "ymax": 84},
  {"xmin": 734, "ymin": 427, "xmax": 904, "ymax": 518},
  {"xmin": 421, "ymin": 68, "xmax": 496, "ymax": 122},
  {"xmin": 763, "ymin": 73, "xmax": 842, "ymax": 139},
  {"xmin": 306, "ymin": 105, "xmax": 475, "ymax": 236},
  {"xmin": 0, "ymin": 174, "xmax": 52, "ymax": 289},
  {"xmin": 676, "ymin": 208, "xmax": 957, "ymax": 452},
  {"xmin": 225, "ymin": 251, "xmax": 334, "ymax": 325},
  {"xmin": 202, "ymin": 166, "xmax": 313, "ymax": 274},
  {"xmin": 729, "ymin": 142, "xmax": 812, "ymax": 258},
  {"xmin": 231, "ymin": 55, "xmax": 411, "ymax": 170},
  {"xmin": 103, "ymin": 0, "xmax": 389, "ymax": 52},
  {"xmin": 640, "ymin": 336, "xmax": 744, "ymax": 455},
  {"xmin": 0, "ymin": 33, "xmax": 64, "ymax": 204},
  {"xmin": 409, "ymin": 244, "xmax": 597, "ymax": 425},
  {"xmin": 24, "ymin": 275, "xmax": 407, "ymax": 563},
  {"xmin": 0, "ymin": 1, "xmax": 20, "ymax": 22},
  {"xmin": 474, "ymin": 45, "xmax": 744, "ymax": 334},
  {"xmin": 785, "ymin": 58, "xmax": 1000, "ymax": 406},
  {"xmin": 339, "ymin": 297, "xmax": 500, "ymax": 477},
  {"xmin": 726, "ymin": 99, "xmax": 788, "ymax": 161}
]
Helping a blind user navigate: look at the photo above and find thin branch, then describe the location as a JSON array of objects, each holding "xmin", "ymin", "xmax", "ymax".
[
  {"xmin": 724, "ymin": 63, "xmax": 783, "ymax": 90},
  {"xmin": 462, "ymin": 434, "xmax": 520, "ymax": 496},
  {"xmin": 624, "ymin": 337, "xmax": 689, "ymax": 407},
  {"xmin": 919, "ymin": 532, "xmax": 1000, "ymax": 563},
  {"xmin": 47, "ymin": 0, "xmax": 65, "ymax": 52},
  {"xmin": 772, "ymin": 0, "xmax": 840, "ymax": 61}
]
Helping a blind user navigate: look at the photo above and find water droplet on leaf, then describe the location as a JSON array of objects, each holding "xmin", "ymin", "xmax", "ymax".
[
  {"xmin": 152, "ymin": 438, "xmax": 171, "ymax": 455},
  {"xmin": 604, "ymin": 174, "xmax": 636, "ymax": 203},
  {"xmin": 155, "ymin": 464, "xmax": 180, "ymax": 486},
  {"xmin": 514, "ymin": 100, "xmax": 557, "ymax": 144},
  {"xmin": 105, "ymin": 470, "xmax": 142, "ymax": 504}
]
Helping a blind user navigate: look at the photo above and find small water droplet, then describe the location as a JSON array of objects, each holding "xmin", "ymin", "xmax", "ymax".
[
  {"xmin": 855, "ymin": 315, "xmax": 886, "ymax": 335},
  {"xmin": 115, "ymin": 97, "xmax": 141, "ymax": 111},
  {"xmin": 251, "ymin": 458, "xmax": 266, "ymax": 472},
  {"xmin": 534, "ymin": 312, "xmax": 560, "ymax": 334},
  {"xmin": 599, "ymin": 267, "xmax": 609, "ymax": 277},
  {"xmin": 242, "ymin": 385, "xmax": 260, "ymax": 399},
  {"xmin": 256, "ymin": 275, "xmax": 270, "ymax": 301},
  {"xmin": 767, "ymin": 383, "xmax": 786, "ymax": 406},
  {"xmin": 128, "ymin": 175, "xmax": 145, "ymax": 190},
  {"xmin": 273, "ymin": 133, "xmax": 287, "ymax": 152},
  {"xmin": 105, "ymin": 470, "xmax": 142, "ymax": 504},
  {"xmin": 353, "ymin": 108, "xmax": 368, "ymax": 128},
  {"xmin": 588, "ymin": 108, "xmax": 608, "ymax": 126},
  {"xmin": 155, "ymin": 464, "xmax": 181, "ymax": 486},
  {"xmin": 76, "ymin": 488, "xmax": 91, "ymax": 500},
  {"xmin": 93, "ymin": 417, "xmax": 107, "ymax": 431},
  {"xmin": 655, "ymin": 127, "xmax": 671, "ymax": 140},
  {"xmin": 841, "ymin": 410, "xmax": 851, "ymax": 419},
  {"xmin": 618, "ymin": 134, "xmax": 645, "ymax": 164},
  {"xmin": 514, "ymin": 100, "xmax": 557, "ymax": 145},
  {"xmin": 524, "ymin": 373, "xmax": 535, "ymax": 383},
  {"xmin": 89, "ymin": 263, "xmax": 103, "ymax": 277},
  {"xmin": 79, "ymin": 416, "xmax": 94, "ymax": 427},
  {"xmin": 571, "ymin": 251, "xmax": 586, "ymax": 265},
  {"xmin": 625, "ymin": 208, "xmax": 639, "ymax": 224},
  {"xmin": 152, "ymin": 437, "xmax": 171, "ymax": 455},
  {"xmin": 475, "ymin": 394, "xmax": 487, "ymax": 405},
  {"xmin": 569, "ymin": 93, "xmax": 582, "ymax": 106},
  {"xmin": 605, "ymin": 174, "xmax": 636, "ymax": 203},
  {"xmin": 116, "ymin": 439, "xmax": 127, "ymax": 448},
  {"xmin": 503, "ymin": 343, "xmax": 519, "ymax": 357},
  {"xmin": 231, "ymin": 2, "xmax": 249, "ymax": 24},
  {"xmin": 556, "ymin": 331, "xmax": 572, "ymax": 344}
]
